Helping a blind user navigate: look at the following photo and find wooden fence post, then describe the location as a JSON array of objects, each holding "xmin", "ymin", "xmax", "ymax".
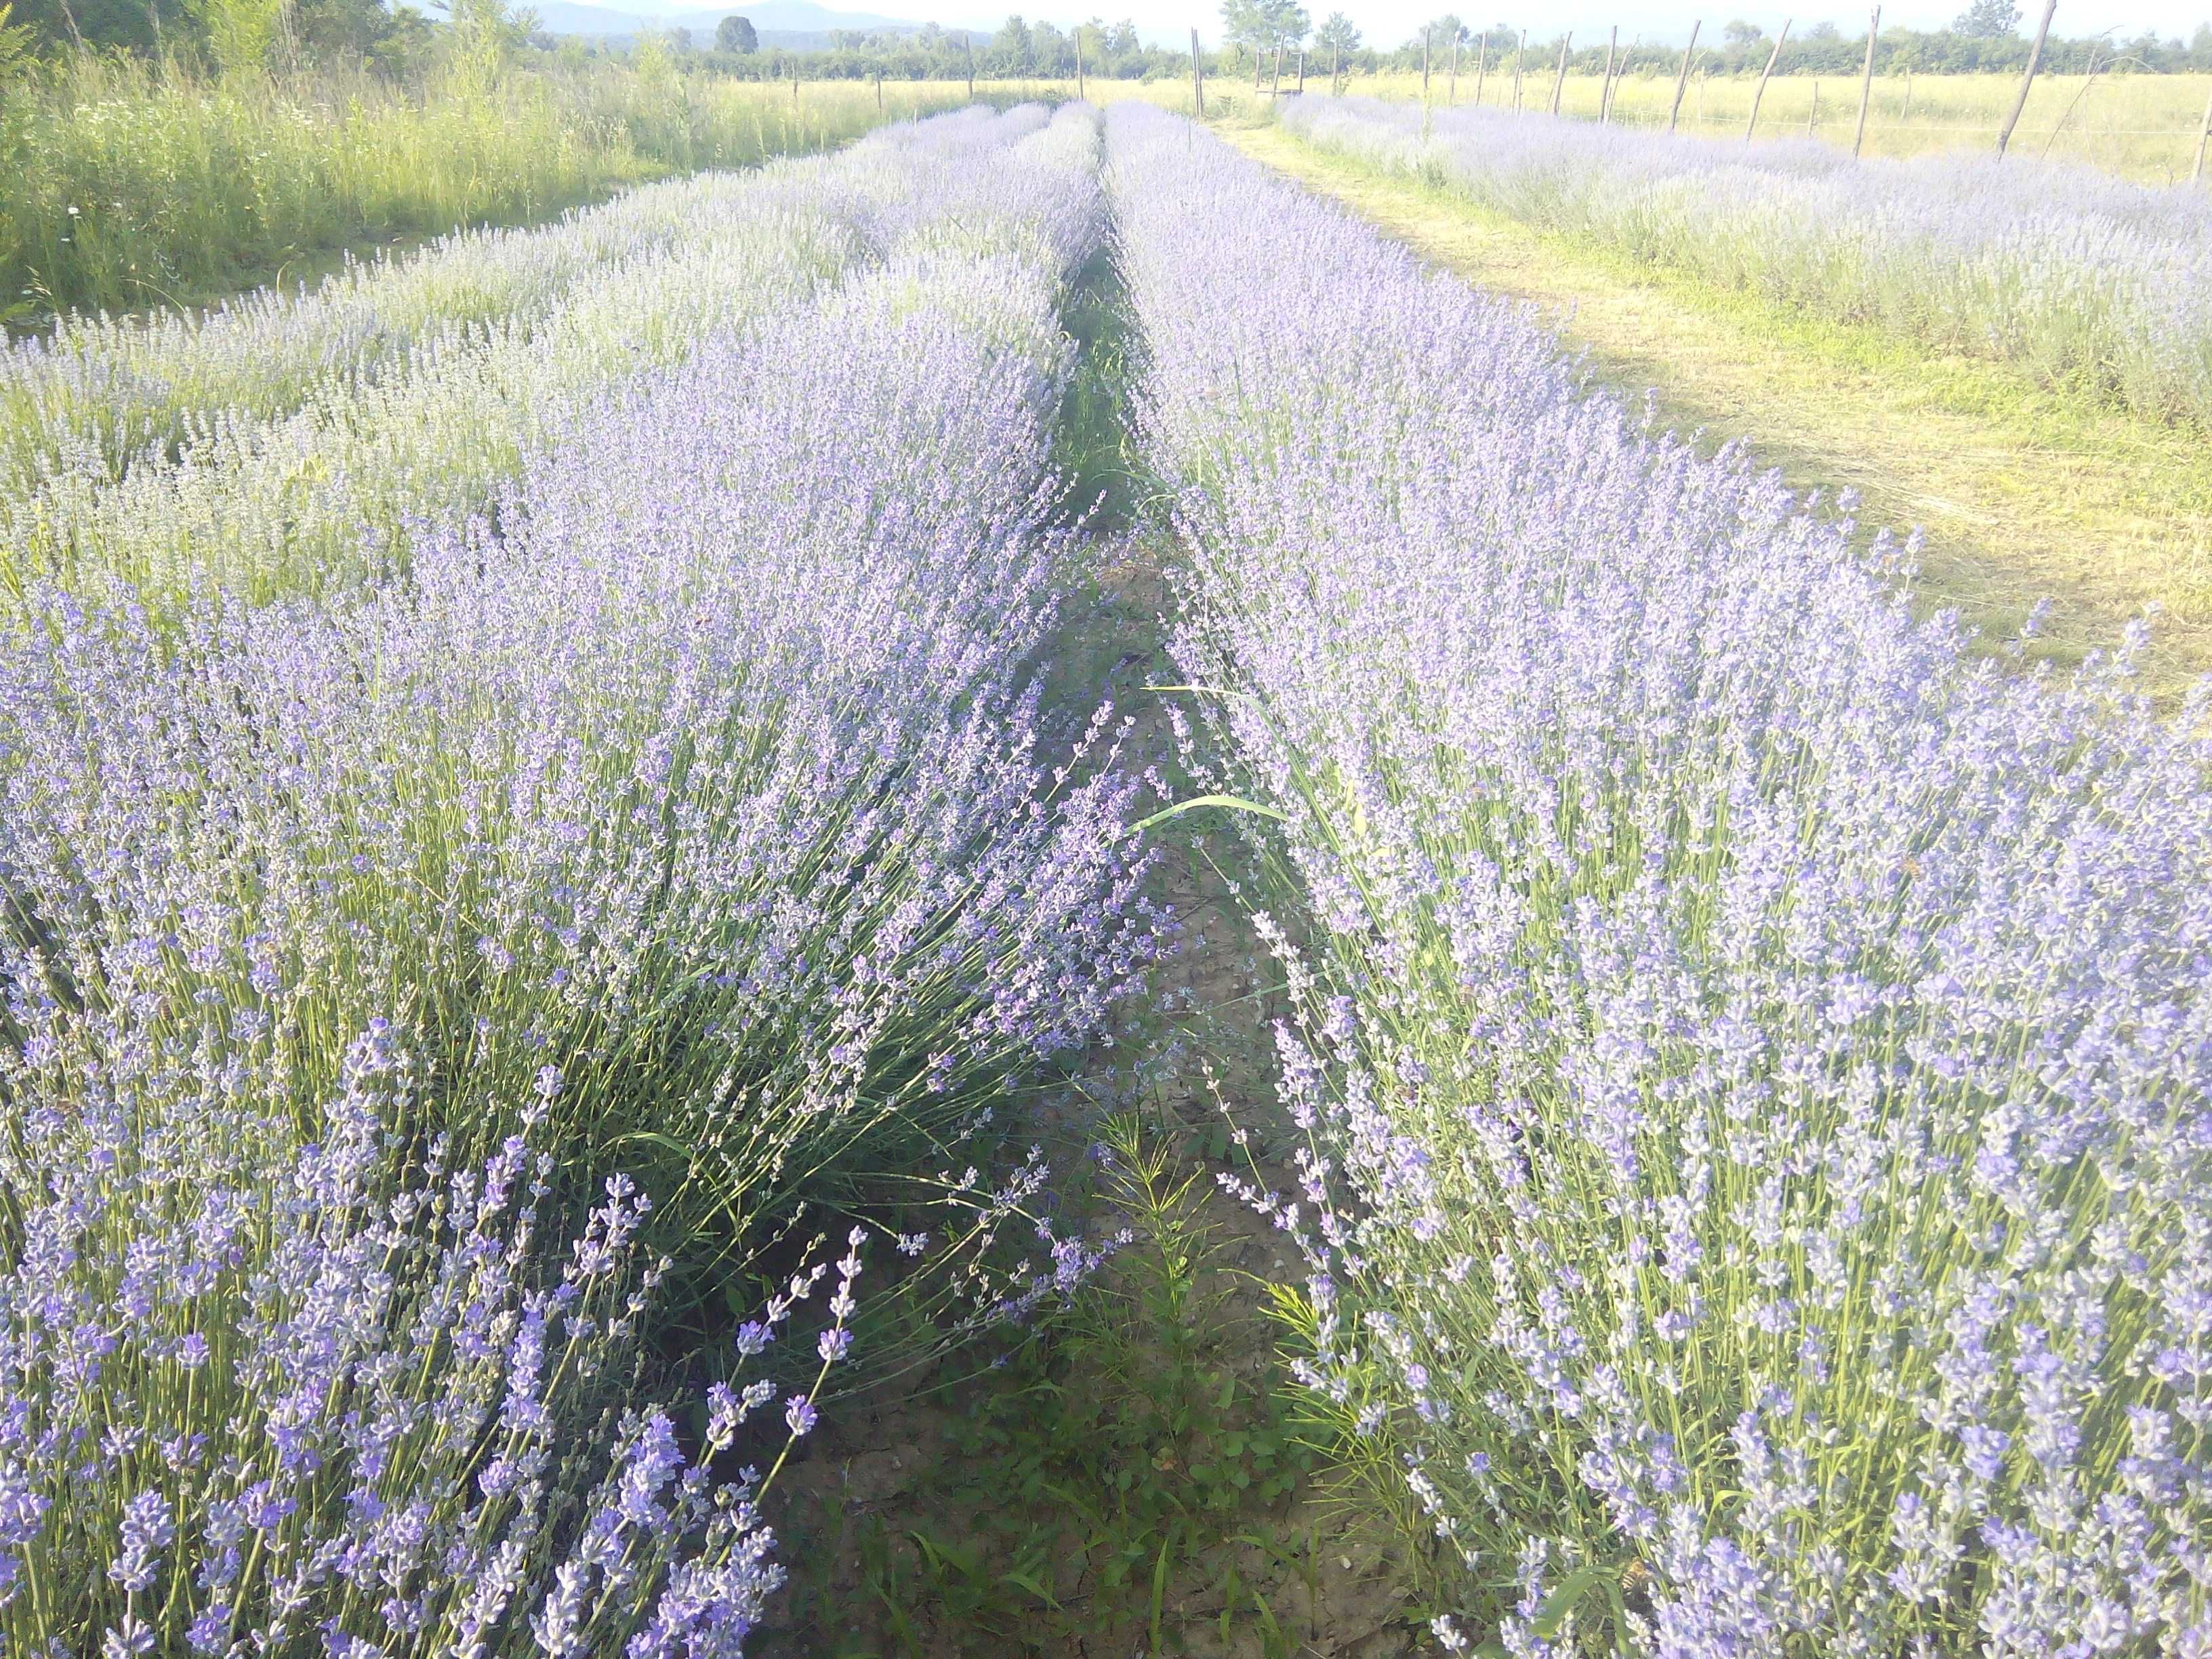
[
  {"xmin": 875, "ymin": 70, "xmax": 884, "ymax": 112},
  {"xmin": 964, "ymin": 32, "xmax": 975, "ymax": 100},
  {"xmin": 1853, "ymin": 7, "xmax": 1879, "ymax": 156},
  {"xmin": 1331, "ymin": 36, "xmax": 1341, "ymax": 93},
  {"xmin": 1075, "ymin": 28, "xmax": 1084, "ymax": 99},
  {"xmin": 1745, "ymin": 19, "xmax": 1790, "ymax": 140},
  {"xmin": 1599, "ymin": 26, "xmax": 1617, "ymax": 123},
  {"xmin": 1902, "ymin": 64, "xmax": 1912, "ymax": 121},
  {"xmin": 1297, "ymin": 47, "xmax": 1306, "ymax": 93},
  {"xmin": 1807, "ymin": 79, "xmax": 1818, "ymax": 134},
  {"xmin": 1994, "ymin": 0, "xmax": 2055, "ymax": 158},
  {"xmin": 2196, "ymin": 83, "xmax": 2212, "ymax": 182},
  {"xmin": 1474, "ymin": 30, "xmax": 1488, "ymax": 105},
  {"xmin": 1512, "ymin": 29, "xmax": 1526, "ymax": 110},
  {"xmin": 1449, "ymin": 31, "xmax": 1460, "ymax": 103},
  {"xmin": 1669, "ymin": 20, "xmax": 1700, "ymax": 133},
  {"xmin": 790, "ymin": 53, "xmax": 798, "ymax": 102},
  {"xmin": 1422, "ymin": 27, "xmax": 1432, "ymax": 100},
  {"xmin": 1549, "ymin": 33, "xmax": 1571, "ymax": 115},
  {"xmin": 1191, "ymin": 27, "xmax": 1205, "ymax": 112},
  {"xmin": 1271, "ymin": 40, "xmax": 1284, "ymax": 94}
]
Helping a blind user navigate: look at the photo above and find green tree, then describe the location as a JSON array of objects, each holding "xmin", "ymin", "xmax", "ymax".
[
  {"xmin": 1723, "ymin": 17, "xmax": 1762, "ymax": 45},
  {"xmin": 1313, "ymin": 7, "xmax": 1358, "ymax": 54},
  {"xmin": 715, "ymin": 12, "xmax": 754, "ymax": 51},
  {"xmin": 1220, "ymin": 0, "xmax": 1305, "ymax": 55},
  {"xmin": 1951, "ymin": 0, "xmax": 2020, "ymax": 36},
  {"xmin": 991, "ymin": 10, "xmax": 1032, "ymax": 70},
  {"xmin": 184, "ymin": 0, "xmax": 289, "ymax": 72},
  {"xmin": 436, "ymin": 0, "xmax": 535, "ymax": 89}
]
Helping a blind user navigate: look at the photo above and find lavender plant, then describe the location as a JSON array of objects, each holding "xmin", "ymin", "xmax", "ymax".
[
  {"xmin": 0, "ymin": 106, "xmax": 1061, "ymax": 612},
  {"xmin": 0, "ymin": 101, "xmax": 1163, "ymax": 1647},
  {"xmin": 0, "ymin": 167, "xmax": 779, "ymax": 492},
  {"xmin": 1280, "ymin": 96, "xmax": 2212, "ymax": 428},
  {"xmin": 1109, "ymin": 101, "xmax": 2212, "ymax": 1655},
  {"xmin": 3, "ymin": 99, "xmax": 1155, "ymax": 1260},
  {"xmin": 0, "ymin": 1018, "xmax": 849, "ymax": 1656}
]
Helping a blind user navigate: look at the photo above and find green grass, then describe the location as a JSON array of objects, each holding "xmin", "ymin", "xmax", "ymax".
[
  {"xmin": 762, "ymin": 1113, "xmax": 1330, "ymax": 1658},
  {"xmin": 0, "ymin": 57, "xmax": 968, "ymax": 320}
]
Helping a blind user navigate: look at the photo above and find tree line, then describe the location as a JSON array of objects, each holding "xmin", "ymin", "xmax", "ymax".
[
  {"xmin": 1220, "ymin": 1, "xmax": 2212, "ymax": 79},
  {"xmin": 1, "ymin": 0, "xmax": 2206, "ymax": 85}
]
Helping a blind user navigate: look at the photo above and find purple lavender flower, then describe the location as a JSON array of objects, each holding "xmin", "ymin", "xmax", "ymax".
[{"xmin": 1107, "ymin": 100, "xmax": 2212, "ymax": 1654}]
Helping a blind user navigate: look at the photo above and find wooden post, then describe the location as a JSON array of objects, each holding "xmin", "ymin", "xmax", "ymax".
[
  {"xmin": 1271, "ymin": 39, "xmax": 1283, "ymax": 95},
  {"xmin": 1807, "ymin": 79, "xmax": 1818, "ymax": 134},
  {"xmin": 1473, "ymin": 30, "xmax": 1489, "ymax": 105},
  {"xmin": 1902, "ymin": 64, "xmax": 1911, "ymax": 121},
  {"xmin": 1994, "ymin": 0, "xmax": 2055, "ymax": 158},
  {"xmin": 1297, "ymin": 47, "xmax": 1306, "ymax": 93},
  {"xmin": 1745, "ymin": 19, "xmax": 1790, "ymax": 140},
  {"xmin": 875, "ymin": 70, "xmax": 884, "ymax": 112},
  {"xmin": 1549, "ymin": 33, "xmax": 1571, "ymax": 115},
  {"xmin": 1449, "ymin": 31, "xmax": 1460, "ymax": 104},
  {"xmin": 1599, "ymin": 26, "xmax": 1617, "ymax": 123},
  {"xmin": 791, "ymin": 52, "xmax": 799, "ymax": 102},
  {"xmin": 1254, "ymin": 37, "xmax": 1264, "ymax": 87},
  {"xmin": 1331, "ymin": 35, "xmax": 1340, "ymax": 93},
  {"xmin": 1668, "ymin": 20, "xmax": 1700, "ymax": 133},
  {"xmin": 2195, "ymin": 83, "xmax": 2212, "ymax": 182},
  {"xmin": 1852, "ymin": 7, "xmax": 1878, "ymax": 157},
  {"xmin": 1075, "ymin": 27, "xmax": 1084, "ymax": 98},
  {"xmin": 1512, "ymin": 29, "xmax": 1526, "ymax": 110},
  {"xmin": 1422, "ymin": 28, "xmax": 1432, "ymax": 100},
  {"xmin": 1191, "ymin": 27, "xmax": 1205, "ymax": 112},
  {"xmin": 964, "ymin": 31, "xmax": 975, "ymax": 100}
]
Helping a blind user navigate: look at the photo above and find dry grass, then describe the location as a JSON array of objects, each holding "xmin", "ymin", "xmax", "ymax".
[
  {"xmin": 1220, "ymin": 117, "xmax": 2212, "ymax": 702},
  {"xmin": 1273, "ymin": 69, "xmax": 2212, "ymax": 184}
]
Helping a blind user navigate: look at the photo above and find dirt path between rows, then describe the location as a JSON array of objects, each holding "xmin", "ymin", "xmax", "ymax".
[
  {"xmin": 1224, "ymin": 119, "xmax": 2212, "ymax": 705},
  {"xmin": 752, "ymin": 222, "xmax": 1430, "ymax": 1659}
]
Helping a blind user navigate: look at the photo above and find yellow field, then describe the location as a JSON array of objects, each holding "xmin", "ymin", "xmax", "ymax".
[
  {"xmin": 913, "ymin": 70, "xmax": 2211, "ymax": 184},
  {"xmin": 1199, "ymin": 68, "xmax": 2212, "ymax": 184}
]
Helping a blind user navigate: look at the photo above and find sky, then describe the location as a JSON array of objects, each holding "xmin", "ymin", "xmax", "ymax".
[{"xmin": 897, "ymin": 0, "xmax": 2211, "ymax": 47}]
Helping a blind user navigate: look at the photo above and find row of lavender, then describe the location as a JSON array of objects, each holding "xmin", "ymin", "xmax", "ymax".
[
  {"xmin": 0, "ymin": 104, "xmax": 1162, "ymax": 1654},
  {"xmin": 1279, "ymin": 96, "xmax": 2212, "ymax": 428},
  {"xmin": 0, "ymin": 106, "xmax": 1069, "ymax": 613},
  {"xmin": 1109, "ymin": 102, "xmax": 2212, "ymax": 1654}
]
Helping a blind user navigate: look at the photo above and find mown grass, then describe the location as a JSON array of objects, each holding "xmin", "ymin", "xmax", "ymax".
[{"xmin": 1225, "ymin": 115, "xmax": 2212, "ymax": 703}]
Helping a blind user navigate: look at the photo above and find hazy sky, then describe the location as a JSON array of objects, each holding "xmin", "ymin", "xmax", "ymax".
[{"xmin": 905, "ymin": 0, "xmax": 2211, "ymax": 47}]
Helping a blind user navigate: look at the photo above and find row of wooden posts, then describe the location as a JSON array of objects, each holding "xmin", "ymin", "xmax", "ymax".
[
  {"xmin": 1165, "ymin": 0, "xmax": 2207, "ymax": 178},
  {"xmin": 1387, "ymin": 4, "xmax": 2055, "ymax": 160},
  {"xmin": 811, "ymin": 9, "xmax": 2205, "ymax": 183}
]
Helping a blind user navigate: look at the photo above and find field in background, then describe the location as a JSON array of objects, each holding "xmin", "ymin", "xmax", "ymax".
[
  {"xmin": 1227, "ymin": 68, "xmax": 2212, "ymax": 182},
  {"xmin": 14, "ymin": 61, "xmax": 2196, "ymax": 329}
]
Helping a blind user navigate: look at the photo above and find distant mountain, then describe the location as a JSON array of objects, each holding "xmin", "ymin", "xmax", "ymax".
[{"xmin": 531, "ymin": 0, "xmax": 935, "ymax": 38}]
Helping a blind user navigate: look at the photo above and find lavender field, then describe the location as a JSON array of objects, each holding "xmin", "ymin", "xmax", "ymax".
[
  {"xmin": 1279, "ymin": 95, "xmax": 2212, "ymax": 426},
  {"xmin": 0, "ymin": 87, "xmax": 2208, "ymax": 1659}
]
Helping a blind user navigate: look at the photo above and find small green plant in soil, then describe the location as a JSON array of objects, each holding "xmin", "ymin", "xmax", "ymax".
[{"xmin": 768, "ymin": 1111, "xmax": 1325, "ymax": 1657}]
